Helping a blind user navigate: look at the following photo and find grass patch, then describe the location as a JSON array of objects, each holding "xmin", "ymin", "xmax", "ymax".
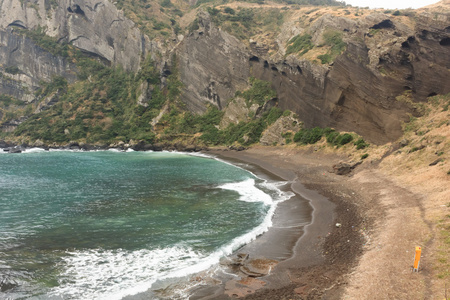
[
  {"xmin": 317, "ymin": 30, "xmax": 346, "ymax": 64},
  {"xmin": 286, "ymin": 34, "xmax": 313, "ymax": 56}
]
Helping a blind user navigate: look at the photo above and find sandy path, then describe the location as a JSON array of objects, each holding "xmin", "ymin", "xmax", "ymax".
[{"xmin": 342, "ymin": 169, "xmax": 432, "ymax": 299}]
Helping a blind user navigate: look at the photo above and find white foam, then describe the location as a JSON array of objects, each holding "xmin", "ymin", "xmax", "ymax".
[
  {"xmin": 22, "ymin": 147, "xmax": 47, "ymax": 153},
  {"xmin": 50, "ymin": 246, "xmax": 210, "ymax": 300},
  {"xmin": 220, "ymin": 179, "xmax": 273, "ymax": 205}
]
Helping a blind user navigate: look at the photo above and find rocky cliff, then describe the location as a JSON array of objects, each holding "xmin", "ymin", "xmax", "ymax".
[
  {"xmin": 177, "ymin": 7, "xmax": 450, "ymax": 144},
  {"xmin": 0, "ymin": 0, "xmax": 152, "ymax": 71},
  {"xmin": 0, "ymin": 0, "xmax": 449, "ymax": 145}
]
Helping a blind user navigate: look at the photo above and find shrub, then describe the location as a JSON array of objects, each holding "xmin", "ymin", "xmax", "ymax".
[
  {"xmin": 294, "ymin": 127, "xmax": 324, "ymax": 144},
  {"xmin": 224, "ymin": 7, "xmax": 235, "ymax": 14},
  {"xmin": 327, "ymin": 131, "xmax": 337, "ymax": 144},
  {"xmin": 326, "ymin": 131, "xmax": 353, "ymax": 146},
  {"xmin": 361, "ymin": 153, "xmax": 369, "ymax": 159},
  {"xmin": 318, "ymin": 53, "xmax": 332, "ymax": 64},
  {"xmin": 354, "ymin": 138, "xmax": 369, "ymax": 150},
  {"xmin": 160, "ymin": 0, "xmax": 172, "ymax": 7},
  {"xmin": 335, "ymin": 133, "xmax": 353, "ymax": 145},
  {"xmin": 242, "ymin": 77, "xmax": 277, "ymax": 106},
  {"xmin": 265, "ymin": 107, "xmax": 283, "ymax": 125}
]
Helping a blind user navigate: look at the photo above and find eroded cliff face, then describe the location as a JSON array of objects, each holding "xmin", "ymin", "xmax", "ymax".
[
  {"xmin": 0, "ymin": 1, "xmax": 449, "ymax": 145},
  {"xmin": 178, "ymin": 8, "xmax": 450, "ymax": 144},
  {"xmin": 0, "ymin": 0, "xmax": 151, "ymax": 71},
  {"xmin": 0, "ymin": 28, "xmax": 77, "ymax": 99},
  {"xmin": 177, "ymin": 12, "xmax": 250, "ymax": 113}
]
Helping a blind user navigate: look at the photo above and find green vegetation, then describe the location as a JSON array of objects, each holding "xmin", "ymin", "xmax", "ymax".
[
  {"xmin": 206, "ymin": 7, "xmax": 285, "ymax": 41},
  {"xmin": 4, "ymin": 66, "xmax": 20, "ymax": 75},
  {"xmin": 292, "ymin": 127, "xmax": 355, "ymax": 147},
  {"xmin": 112, "ymin": 0, "xmax": 186, "ymax": 38},
  {"xmin": 0, "ymin": 94, "xmax": 22, "ymax": 107},
  {"xmin": 278, "ymin": 0, "xmax": 343, "ymax": 5},
  {"xmin": 294, "ymin": 127, "xmax": 330, "ymax": 144},
  {"xmin": 163, "ymin": 81, "xmax": 281, "ymax": 147},
  {"xmin": 35, "ymin": 76, "xmax": 68, "ymax": 98},
  {"xmin": 354, "ymin": 138, "xmax": 369, "ymax": 150},
  {"xmin": 317, "ymin": 30, "xmax": 346, "ymax": 64},
  {"xmin": 282, "ymin": 131, "xmax": 293, "ymax": 144},
  {"xmin": 361, "ymin": 153, "xmax": 369, "ymax": 159},
  {"xmin": 317, "ymin": 53, "xmax": 332, "ymax": 64},
  {"xmin": 286, "ymin": 34, "xmax": 313, "ymax": 56},
  {"xmin": 13, "ymin": 55, "xmax": 167, "ymax": 144},
  {"xmin": 240, "ymin": 77, "xmax": 277, "ymax": 107},
  {"xmin": 18, "ymin": 26, "xmax": 69, "ymax": 57}
]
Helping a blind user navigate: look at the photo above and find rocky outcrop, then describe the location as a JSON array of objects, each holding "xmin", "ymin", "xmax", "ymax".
[
  {"xmin": 0, "ymin": 0, "xmax": 154, "ymax": 71},
  {"xmin": 260, "ymin": 113, "xmax": 302, "ymax": 146},
  {"xmin": 219, "ymin": 97, "xmax": 259, "ymax": 129},
  {"xmin": 331, "ymin": 161, "xmax": 363, "ymax": 175}
]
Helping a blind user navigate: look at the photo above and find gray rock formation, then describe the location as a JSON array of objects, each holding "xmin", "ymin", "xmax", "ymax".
[
  {"xmin": 260, "ymin": 113, "xmax": 302, "ymax": 146},
  {"xmin": 0, "ymin": 0, "xmax": 153, "ymax": 71},
  {"xmin": 0, "ymin": 27, "xmax": 77, "ymax": 99}
]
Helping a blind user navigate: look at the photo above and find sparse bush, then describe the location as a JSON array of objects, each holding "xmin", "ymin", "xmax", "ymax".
[
  {"xmin": 361, "ymin": 153, "xmax": 369, "ymax": 159},
  {"xmin": 224, "ymin": 7, "xmax": 235, "ymax": 14},
  {"xmin": 318, "ymin": 53, "xmax": 332, "ymax": 64},
  {"xmin": 242, "ymin": 77, "xmax": 277, "ymax": 106},
  {"xmin": 354, "ymin": 138, "xmax": 369, "ymax": 150},
  {"xmin": 286, "ymin": 34, "xmax": 313, "ymax": 56}
]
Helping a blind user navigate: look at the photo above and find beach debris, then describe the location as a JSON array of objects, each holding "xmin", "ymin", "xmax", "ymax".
[{"xmin": 336, "ymin": 223, "xmax": 342, "ymax": 228}]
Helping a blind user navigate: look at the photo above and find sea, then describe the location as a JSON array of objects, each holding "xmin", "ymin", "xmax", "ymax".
[{"xmin": 0, "ymin": 149, "xmax": 293, "ymax": 299}]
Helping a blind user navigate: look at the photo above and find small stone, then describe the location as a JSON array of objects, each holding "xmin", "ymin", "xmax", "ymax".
[{"xmin": 336, "ymin": 223, "xmax": 342, "ymax": 228}]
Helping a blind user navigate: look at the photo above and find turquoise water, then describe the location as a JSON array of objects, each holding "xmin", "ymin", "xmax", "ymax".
[{"xmin": 0, "ymin": 150, "xmax": 289, "ymax": 299}]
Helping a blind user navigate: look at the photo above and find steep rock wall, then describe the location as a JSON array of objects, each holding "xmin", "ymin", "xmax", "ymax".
[
  {"xmin": 179, "ymin": 11, "xmax": 449, "ymax": 144},
  {"xmin": 0, "ymin": 27, "xmax": 77, "ymax": 100},
  {"xmin": 177, "ymin": 12, "xmax": 250, "ymax": 113},
  {"xmin": 0, "ymin": 0, "xmax": 152, "ymax": 71}
]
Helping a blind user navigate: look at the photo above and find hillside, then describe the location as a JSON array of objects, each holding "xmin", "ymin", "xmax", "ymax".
[{"xmin": 0, "ymin": 0, "xmax": 448, "ymax": 148}]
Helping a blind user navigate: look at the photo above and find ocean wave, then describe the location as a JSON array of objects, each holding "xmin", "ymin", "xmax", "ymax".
[
  {"xmin": 49, "ymin": 246, "xmax": 210, "ymax": 300},
  {"xmin": 219, "ymin": 179, "xmax": 273, "ymax": 205}
]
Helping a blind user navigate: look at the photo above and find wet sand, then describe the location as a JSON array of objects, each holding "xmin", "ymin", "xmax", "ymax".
[{"xmin": 186, "ymin": 147, "xmax": 340, "ymax": 299}]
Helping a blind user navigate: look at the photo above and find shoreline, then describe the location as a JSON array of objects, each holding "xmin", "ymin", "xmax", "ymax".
[
  {"xmin": 1, "ymin": 146, "xmax": 366, "ymax": 299},
  {"xmin": 186, "ymin": 146, "xmax": 364, "ymax": 299}
]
